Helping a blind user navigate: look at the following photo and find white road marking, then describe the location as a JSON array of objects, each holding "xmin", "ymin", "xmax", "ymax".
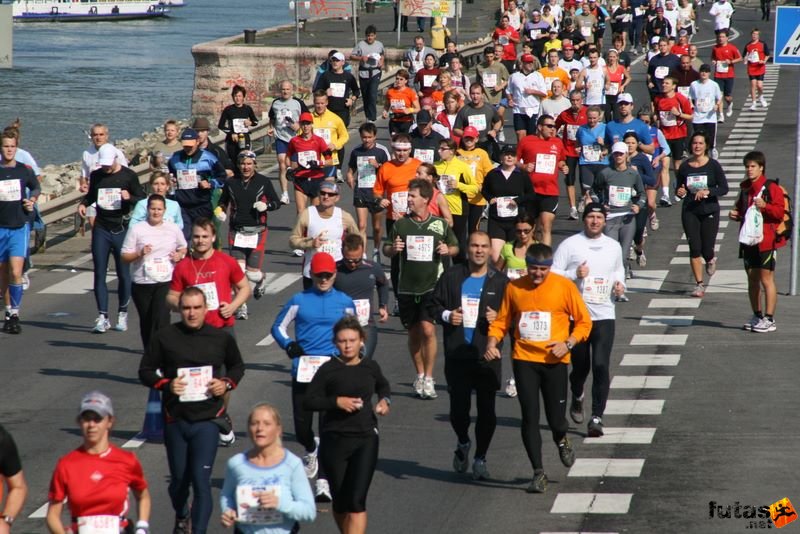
[
  {"xmin": 621, "ymin": 354, "xmax": 681, "ymax": 366},
  {"xmin": 260, "ymin": 272, "xmax": 302, "ymax": 294},
  {"xmin": 706, "ymin": 270, "xmax": 748, "ymax": 293},
  {"xmin": 630, "ymin": 334, "xmax": 688, "ymax": 345},
  {"xmin": 681, "ymin": 232, "xmax": 724, "ymax": 240},
  {"xmin": 122, "ymin": 434, "xmax": 147, "ymax": 448},
  {"xmin": 38, "ymin": 272, "xmax": 114, "ymax": 294},
  {"xmin": 550, "ymin": 493, "xmax": 633, "ymax": 514},
  {"xmin": 639, "ymin": 315, "xmax": 694, "ymax": 327},
  {"xmin": 256, "ymin": 334, "xmax": 275, "ymax": 346},
  {"xmin": 610, "ymin": 375, "xmax": 673, "ymax": 389},
  {"xmin": 568, "ymin": 458, "xmax": 646, "ymax": 477},
  {"xmin": 626, "ymin": 270, "xmax": 668, "ymax": 293},
  {"xmin": 670, "ymin": 257, "xmax": 690, "ymax": 264},
  {"xmin": 29, "ymin": 501, "xmax": 51, "ymax": 518},
  {"xmin": 604, "ymin": 399, "xmax": 664, "ymax": 415},
  {"xmin": 648, "ymin": 298, "xmax": 700, "ymax": 308},
  {"xmin": 677, "ymin": 244, "xmax": 719, "ymax": 253},
  {"xmin": 51, "ymin": 252, "xmax": 94, "ymax": 272},
  {"xmin": 582, "ymin": 427, "xmax": 656, "ymax": 444}
]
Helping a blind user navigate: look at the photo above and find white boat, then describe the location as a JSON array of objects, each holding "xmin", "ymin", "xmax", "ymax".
[{"xmin": 12, "ymin": 0, "xmax": 184, "ymax": 22}]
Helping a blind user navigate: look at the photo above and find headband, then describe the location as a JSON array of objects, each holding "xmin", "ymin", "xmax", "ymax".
[
  {"xmin": 525, "ymin": 256, "xmax": 553, "ymax": 266},
  {"xmin": 392, "ymin": 142, "xmax": 412, "ymax": 150}
]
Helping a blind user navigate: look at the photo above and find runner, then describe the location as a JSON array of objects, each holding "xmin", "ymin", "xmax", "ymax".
[
  {"xmin": 485, "ymin": 243, "xmax": 591, "ymax": 493},
  {"xmin": 270, "ymin": 252, "xmax": 356, "ymax": 501},
  {"xmin": 46, "ymin": 391, "xmax": 151, "ymax": 534},
  {"xmin": 384, "ymin": 178, "xmax": 459, "ymax": 399},
  {"xmin": 743, "ymin": 29, "xmax": 771, "ymax": 111},
  {"xmin": 219, "ymin": 404, "xmax": 316, "ymax": 533},
  {"xmin": 553, "ymin": 203, "xmax": 626, "ymax": 437},
  {"xmin": 78, "ymin": 143, "xmax": 145, "ymax": 334},
  {"xmin": 383, "ymin": 70, "xmax": 420, "ymax": 135},
  {"xmin": 312, "ymin": 91, "xmax": 350, "ymax": 182},
  {"xmin": 316, "ymin": 52, "xmax": 360, "ymax": 128},
  {"xmin": 432, "ymin": 231, "xmax": 509, "ymax": 480},
  {"xmin": 304, "ymin": 316, "xmax": 391, "ymax": 533},
  {"xmin": 434, "ymin": 137, "xmax": 478, "ymax": 263},
  {"xmin": 556, "ymin": 90, "xmax": 589, "ymax": 218},
  {"xmin": 576, "ymin": 105, "xmax": 610, "ymax": 211},
  {"xmin": 129, "ymin": 171, "xmax": 184, "ymax": 228},
  {"xmin": 350, "ymin": 25, "xmax": 385, "ymax": 124},
  {"xmin": 121, "ymin": 194, "xmax": 187, "ymax": 349},
  {"xmin": 711, "ymin": 30, "xmax": 742, "ymax": 118},
  {"xmin": 218, "ymin": 85, "xmax": 259, "ymax": 162},
  {"xmin": 675, "ymin": 131, "xmax": 729, "ymax": 297},
  {"xmin": 139, "ymin": 287, "xmax": 245, "ymax": 534},
  {"xmin": 506, "ymin": 54, "xmax": 548, "ymax": 142},
  {"xmin": 267, "ymin": 80, "xmax": 309, "ymax": 205},
  {"xmin": 709, "ymin": 0, "xmax": 734, "ymax": 35},
  {"xmin": 576, "ymin": 49, "xmax": 607, "ymax": 116},
  {"xmin": 79, "ymin": 123, "xmax": 128, "ymax": 193},
  {"xmin": 287, "ymin": 111, "xmax": 332, "ymax": 220},
  {"xmin": 457, "ymin": 130, "xmax": 494, "ymax": 233},
  {"xmin": 647, "ymin": 38, "xmax": 681, "ymax": 102},
  {"xmin": 0, "ymin": 424, "xmax": 27, "ymax": 531},
  {"xmin": 654, "ymin": 76, "xmax": 693, "ymax": 177},
  {"xmin": 334, "ymin": 233, "xmax": 390, "ymax": 360},
  {"xmin": 625, "ymin": 131, "xmax": 658, "ymax": 267},
  {"xmin": 410, "ymin": 109, "xmax": 445, "ymax": 164}
]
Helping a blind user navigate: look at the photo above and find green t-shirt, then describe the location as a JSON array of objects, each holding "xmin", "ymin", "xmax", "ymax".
[{"xmin": 389, "ymin": 214, "xmax": 458, "ymax": 295}]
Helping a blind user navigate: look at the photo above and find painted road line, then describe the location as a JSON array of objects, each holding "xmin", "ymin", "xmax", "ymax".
[
  {"xmin": 604, "ymin": 399, "xmax": 664, "ymax": 415},
  {"xmin": 639, "ymin": 315, "xmax": 694, "ymax": 327},
  {"xmin": 648, "ymin": 298, "xmax": 701, "ymax": 308},
  {"xmin": 582, "ymin": 427, "xmax": 657, "ymax": 444},
  {"xmin": 670, "ymin": 257, "xmax": 690, "ymax": 265},
  {"xmin": 621, "ymin": 353, "xmax": 681, "ymax": 366},
  {"xmin": 677, "ymin": 244, "xmax": 719, "ymax": 253},
  {"xmin": 626, "ymin": 270, "xmax": 668, "ymax": 293},
  {"xmin": 261, "ymin": 272, "xmax": 302, "ymax": 294},
  {"xmin": 630, "ymin": 334, "xmax": 688, "ymax": 345},
  {"xmin": 29, "ymin": 501, "xmax": 51, "ymax": 518},
  {"xmin": 38, "ymin": 271, "xmax": 115, "ymax": 294},
  {"xmin": 610, "ymin": 375, "xmax": 673, "ymax": 389},
  {"xmin": 256, "ymin": 334, "xmax": 275, "ymax": 347},
  {"xmin": 720, "ymin": 210, "xmax": 729, "ymax": 217},
  {"xmin": 51, "ymin": 252, "xmax": 95, "ymax": 272},
  {"xmin": 719, "ymin": 220, "xmax": 729, "ymax": 228},
  {"xmin": 122, "ymin": 434, "xmax": 147, "ymax": 449},
  {"xmin": 681, "ymin": 232, "xmax": 724, "ymax": 240},
  {"xmin": 567, "ymin": 458, "xmax": 646, "ymax": 477},
  {"xmin": 550, "ymin": 493, "xmax": 633, "ymax": 514},
  {"xmin": 707, "ymin": 270, "xmax": 748, "ymax": 293}
]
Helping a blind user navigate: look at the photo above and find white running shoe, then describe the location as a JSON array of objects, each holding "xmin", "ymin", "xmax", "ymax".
[
  {"xmin": 750, "ymin": 102, "xmax": 757, "ymax": 111},
  {"xmin": 453, "ymin": 441, "xmax": 471, "ymax": 473},
  {"xmin": 218, "ymin": 430, "xmax": 236, "ymax": 447},
  {"xmin": 422, "ymin": 377, "xmax": 438, "ymax": 399},
  {"xmin": 280, "ymin": 191, "xmax": 291, "ymax": 205},
  {"xmin": 93, "ymin": 315, "xmax": 110, "ymax": 333},
  {"xmin": 650, "ymin": 214, "xmax": 660, "ymax": 231},
  {"xmin": 628, "ymin": 246, "xmax": 637, "ymax": 262},
  {"xmin": 303, "ymin": 438, "xmax": 319, "ymax": 478},
  {"xmin": 711, "ymin": 148, "xmax": 719, "ymax": 160},
  {"xmin": 21, "ymin": 272, "xmax": 30, "ymax": 291},
  {"xmin": 726, "ymin": 105, "xmax": 733, "ymax": 117},
  {"xmin": 751, "ymin": 317, "xmax": 777, "ymax": 333},
  {"xmin": 760, "ymin": 96, "xmax": 768, "ymax": 107},
  {"xmin": 235, "ymin": 304, "xmax": 249, "ymax": 320},
  {"xmin": 472, "ymin": 458, "xmax": 490, "ymax": 480},
  {"xmin": 293, "ymin": 249, "xmax": 304, "ymax": 257},
  {"xmin": 315, "ymin": 479, "xmax": 332, "ymax": 502},
  {"xmin": 505, "ymin": 378, "xmax": 517, "ymax": 398},
  {"xmin": 742, "ymin": 314, "xmax": 760, "ymax": 331},
  {"xmin": 114, "ymin": 312, "xmax": 128, "ymax": 332},
  {"xmin": 412, "ymin": 375, "xmax": 424, "ymax": 398},
  {"xmin": 568, "ymin": 207, "xmax": 579, "ymax": 220}
]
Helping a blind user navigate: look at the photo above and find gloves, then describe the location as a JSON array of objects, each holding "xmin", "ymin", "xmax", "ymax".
[
  {"xmin": 214, "ymin": 206, "xmax": 227, "ymax": 222},
  {"xmin": 286, "ymin": 341, "xmax": 305, "ymax": 359},
  {"xmin": 253, "ymin": 201, "xmax": 268, "ymax": 212}
]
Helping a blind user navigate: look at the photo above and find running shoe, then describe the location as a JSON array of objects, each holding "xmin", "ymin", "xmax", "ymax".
[
  {"xmin": 615, "ymin": 293, "xmax": 630, "ymax": 303},
  {"xmin": 412, "ymin": 375, "xmax": 424, "ymax": 398},
  {"xmin": 114, "ymin": 311, "xmax": 128, "ymax": 332},
  {"xmin": 706, "ymin": 257, "xmax": 717, "ymax": 276},
  {"xmin": 718, "ymin": 115, "xmax": 725, "ymax": 124},
  {"xmin": 293, "ymin": 249, "xmax": 304, "ymax": 257},
  {"xmin": 711, "ymin": 148, "xmax": 720, "ymax": 160},
  {"xmin": 315, "ymin": 478, "xmax": 332, "ymax": 502},
  {"xmin": 472, "ymin": 458, "xmax": 490, "ymax": 480},
  {"xmin": 392, "ymin": 300, "xmax": 400, "ymax": 316},
  {"xmin": 6, "ymin": 314, "xmax": 20, "ymax": 335},
  {"xmin": 558, "ymin": 437, "xmax": 575, "ymax": 467},
  {"xmin": 636, "ymin": 249, "xmax": 647, "ymax": 267},
  {"xmin": 691, "ymin": 283, "xmax": 705, "ymax": 298},
  {"xmin": 218, "ymin": 429, "xmax": 236, "ymax": 447},
  {"xmin": 335, "ymin": 169, "xmax": 344, "ymax": 183},
  {"xmin": 422, "ymin": 377, "xmax": 438, "ymax": 399},
  {"xmin": 659, "ymin": 195, "xmax": 672, "ymax": 207},
  {"xmin": 3, "ymin": 312, "xmax": 10, "ymax": 333},
  {"xmin": 253, "ymin": 276, "xmax": 267, "ymax": 300},
  {"xmin": 93, "ymin": 315, "xmax": 110, "ymax": 333},
  {"xmin": 650, "ymin": 214, "xmax": 660, "ymax": 231},
  {"xmin": 587, "ymin": 416, "xmax": 604, "ymax": 437},
  {"xmin": 280, "ymin": 190, "xmax": 291, "ymax": 205},
  {"xmin": 173, "ymin": 516, "xmax": 191, "ymax": 534},
  {"xmin": 303, "ymin": 438, "xmax": 319, "ymax": 478},
  {"xmin": 570, "ymin": 396, "xmax": 584, "ymax": 424},
  {"xmin": 750, "ymin": 102, "xmax": 757, "ymax": 111},
  {"xmin": 577, "ymin": 199, "xmax": 585, "ymax": 213},
  {"xmin": 21, "ymin": 272, "xmax": 30, "ymax": 291},
  {"xmin": 235, "ymin": 304, "xmax": 249, "ymax": 320},
  {"xmin": 726, "ymin": 105, "xmax": 733, "ymax": 117},
  {"xmin": 526, "ymin": 471, "xmax": 548, "ymax": 493},
  {"xmin": 760, "ymin": 96, "xmax": 768, "ymax": 107},
  {"xmin": 752, "ymin": 317, "xmax": 777, "ymax": 333},
  {"xmin": 742, "ymin": 314, "xmax": 761, "ymax": 331},
  {"xmin": 628, "ymin": 246, "xmax": 637, "ymax": 262},
  {"xmin": 453, "ymin": 441, "xmax": 471, "ymax": 473},
  {"xmin": 505, "ymin": 378, "xmax": 517, "ymax": 398},
  {"xmin": 569, "ymin": 207, "xmax": 579, "ymax": 220},
  {"xmin": 372, "ymin": 248, "xmax": 380, "ymax": 264}
]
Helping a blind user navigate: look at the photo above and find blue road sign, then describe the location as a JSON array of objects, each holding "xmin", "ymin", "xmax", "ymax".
[{"xmin": 775, "ymin": 6, "xmax": 800, "ymax": 65}]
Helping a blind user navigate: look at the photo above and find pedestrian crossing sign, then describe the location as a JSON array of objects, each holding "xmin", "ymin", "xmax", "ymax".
[{"xmin": 775, "ymin": 6, "xmax": 800, "ymax": 65}]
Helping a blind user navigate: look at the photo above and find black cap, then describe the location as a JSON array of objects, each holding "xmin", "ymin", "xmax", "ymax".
[
  {"xmin": 500, "ymin": 144, "xmax": 516, "ymax": 156},
  {"xmin": 699, "ymin": 63, "xmax": 712, "ymax": 73},
  {"xmin": 416, "ymin": 109, "xmax": 433, "ymax": 124},
  {"xmin": 582, "ymin": 202, "xmax": 607, "ymax": 219}
]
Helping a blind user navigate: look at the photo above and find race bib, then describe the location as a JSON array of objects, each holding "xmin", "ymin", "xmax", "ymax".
[
  {"xmin": 391, "ymin": 191, "xmax": 409, "ymax": 216},
  {"xmin": 748, "ymin": 50, "xmax": 761, "ymax": 63},
  {"xmin": 97, "ymin": 188, "xmax": 122, "ymax": 210},
  {"xmin": 177, "ymin": 365, "xmax": 213, "ymax": 402},
  {"xmin": 535, "ymin": 153, "xmax": 557, "ymax": 174},
  {"xmin": 566, "ymin": 124, "xmax": 580, "ymax": 141},
  {"xmin": 587, "ymin": 78, "xmax": 602, "ymax": 95},
  {"xmin": 654, "ymin": 66, "xmax": 669, "ymax": 79},
  {"xmin": 313, "ymin": 128, "xmax": 332, "ymax": 144},
  {"xmin": 580, "ymin": 25, "xmax": 593, "ymax": 37},
  {"xmin": 582, "ymin": 276, "xmax": 611, "ymax": 304},
  {"xmin": 412, "ymin": 60, "xmax": 424, "ymax": 72},
  {"xmin": 687, "ymin": 174, "xmax": 708, "ymax": 193},
  {"xmin": 677, "ymin": 86, "xmax": 691, "ymax": 97},
  {"xmin": 530, "ymin": 28, "xmax": 542, "ymax": 40},
  {"xmin": 354, "ymin": 298, "xmax": 371, "ymax": 326},
  {"xmin": 356, "ymin": 156, "xmax": 377, "ymax": 188},
  {"xmin": 329, "ymin": 82, "xmax": 346, "ymax": 98},
  {"xmin": 177, "ymin": 169, "xmax": 199, "ymax": 190},
  {"xmin": 496, "ymin": 196, "xmax": 518, "ymax": 218},
  {"xmin": 233, "ymin": 118, "xmax": 248, "ymax": 134},
  {"xmin": 438, "ymin": 174, "xmax": 458, "ymax": 195},
  {"xmin": 236, "ymin": 485, "xmax": 283, "ymax": 525},
  {"xmin": 498, "ymin": 35, "xmax": 510, "ymax": 45},
  {"xmin": 144, "ymin": 256, "xmax": 173, "ymax": 283},
  {"xmin": 0, "ymin": 179, "xmax": 22, "ymax": 202},
  {"xmin": 296, "ymin": 356, "xmax": 331, "ymax": 383},
  {"xmin": 609, "ymin": 185, "xmax": 632, "ymax": 207},
  {"xmin": 318, "ymin": 237, "xmax": 343, "ymax": 259},
  {"xmin": 635, "ymin": 6, "xmax": 646, "ymax": 16},
  {"xmin": 461, "ymin": 296, "xmax": 480, "ymax": 329},
  {"xmin": 518, "ymin": 311, "xmax": 551, "ymax": 341},
  {"xmin": 406, "ymin": 235, "xmax": 435, "ymax": 262},
  {"xmin": 77, "ymin": 515, "xmax": 120, "ymax": 534},
  {"xmin": 697, "ymin": 96, "xmax": 714, "ymax": 113},
  {"xmin": 659, "ymin": 110, "xmax": 677, "ymax": 127},
  {"xmin": 194, "ymin": 281, "xmax": 219, "ymax": 311},
  {"xmin": 506, "ymin": 267, "xmax": 527, "ymax": 280},
  {"xmin": 483, "ymin": 73, "xmax": 498, "ymax": 88},
  {"xmin": 297, "ymin": 150, "xmax": 318, "ymax": 168},
  {"xmin": 468, "ymin": 114, "xmax": 488, "ymax": 131},
  {"xmin": 715, "ymin": 61, "xmax": 728, "ymax": 74},
  {"xmin": 390, "ymin": 99, "xmax": 407, "ymax": 112},
  {"xmin": 423, "ymin": 74, "xmax": 437, "ymax": 87},
  {"xmin": 607, "ymin": 82, "xmax": 620, "ymax": 96},
  {"xmin": 234, "ymin": 232, "xmax": 259, "ymax": 249},
  {"xmin": 583, "ymin": 144, "xmax": 602, "ymax": 162},
  {"xmin": 414, "ymin": 149, "xmax": 435, "ymax": 163}
]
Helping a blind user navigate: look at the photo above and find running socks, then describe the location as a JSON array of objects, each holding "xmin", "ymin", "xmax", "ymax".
[{"xmin": 9, "ymin": 283, "xmax": 23, "ymax": 314}]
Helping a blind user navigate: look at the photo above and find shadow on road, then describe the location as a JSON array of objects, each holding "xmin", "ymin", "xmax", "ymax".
[{"xmin": 40, "ymin": 367, "xmax": 140, "ymax": 385}]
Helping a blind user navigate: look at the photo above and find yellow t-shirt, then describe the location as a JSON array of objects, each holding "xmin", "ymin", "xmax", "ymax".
[
  {"xmin": 434, "ymin": 157, "xmax": 477, "ymax": 216},
  {"xmin": 457, "ymin": 147, "xmax": 495, "ymax": 205}
]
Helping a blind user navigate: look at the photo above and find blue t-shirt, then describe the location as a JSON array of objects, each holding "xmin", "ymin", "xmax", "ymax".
[
  {"xmin": 577, "ymin": 124, "xmax": 610, "ymax": 166},
  {"xmin": 606, "ymin": 118, "xmax": 652, "ymax": 146},
  {"xmin": 461, "ymin": 275, "xmax": 486, "ymax": 344}
]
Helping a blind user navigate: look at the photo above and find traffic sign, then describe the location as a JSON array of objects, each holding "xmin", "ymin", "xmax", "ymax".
[{"xmin": 775, "ymin": 6, "xmax": 800, "ymax": 65}]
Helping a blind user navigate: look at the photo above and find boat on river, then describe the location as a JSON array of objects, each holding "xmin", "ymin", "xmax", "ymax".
[{"xmin": 12, "ymin": 0, "xmax": 184, "ymax": 22}]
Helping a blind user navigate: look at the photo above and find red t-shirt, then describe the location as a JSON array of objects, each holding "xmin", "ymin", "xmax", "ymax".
[
  {"xmin": 743, "ymin": 40, "xmax": 769, "ymax": 77},
  {"xmin": 286, "ymin": 134, "xmax": 328, "ymax": 180},
  {"xmin": 654, "ymin": 92, "xmax": 692, "ymax": 140},
  {"xmin": 493, "ymin": 27, "xmax": 519, "ymax": 61},
  {"xmin": 49, "ymin": 445, "xmax": 147, "ymax": 528},
  {"xmin": 556, "ymin": 106, "xmax": 588, "ymax": 158},
  {"xmin": 671, "ymin": 44, "xmax": 690, "ymax": 56},
  {"xmin": 516, "ymin": 135, "xmax": 566, "ymax": 196},
  {"xmin": 711, "ymin": 43, "xmax": 741, "ymax": 79},
  {"xmin": 170, "ymin": 250, "xmax": 245, "ymax": 328}
]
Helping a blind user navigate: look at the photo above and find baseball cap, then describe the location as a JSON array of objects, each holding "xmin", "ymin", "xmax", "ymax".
[
  {"xmin": 531, "ymin": 9, "xmax": 540, "ymax": 15},
  {"xmin": 679, "ymin": 29, "xmax": 688, "ymax": 36},
  {"xmin": 331, "ymin": 52, "xmax": 345, "ymax": 61},
  {"xmin": 191, "ymin": 117, "xmax": 211, "ymax": 131},
  {"xmin": 651, "ymin": 36, "xmax": 661, "ymax": 44},
  {"xmin": 416, "ymin": 109, "xmax": 433, "ymax": 124},
  {"xmin": 462, "ymin": 126, "xmax": 480, "ymax": 138},
  {"xmin": 500, "ymin": 144, "xmax": 517, "ymax": 156},
  {"xmin": 180, "ymin": 128, "xmax": 199, "ymax": 141},
  {"xmin": 611, "ymin": 141, "xmax": 628, "ymax": 154},
  {"xmin": 310, "ymin": 252, "xmax": 336, "ymax": 275},
  {"xmin": 521, "ymin": 53, "xmax": 536, "ymax": 63},
  {"xmin": 80, "ymin": 390, "xmax": 114, "ymax": 418},
  {"xmin": 319, "ymin": 180, "xmax": 340, "ymax": 194},
  {"xmin": 582, "ymin": 202, "xmax": 607, "ymax": 219},
  {"xmin": 299, "ymin": 112, "xmax": 314, "ymax": 123},
  {"xmin": 563, "ymin": 44, "xmax": 575, "ymax": 50},
  {"xmin": 96, "ymin": 144, "xmax": 117, "ymax": 166},
  {"xmin": 617, "ymin": 92, "xmax": 633, "ymax": 104}
]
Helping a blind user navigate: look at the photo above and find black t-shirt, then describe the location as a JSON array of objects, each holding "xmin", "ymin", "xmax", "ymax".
[
  {"xmin": 316, "ymin": 71, "xmax": 361, "ymax": 112},
  {"xmin": 0, "ymin": 161, "xmax": 40, "ymax": 229},
  {"xmin": 83, "ymin": 166, "xmax": 146, "ymax": 231},
  {"xmin": 676, "ymin": 158, "xmax": 729, "ymax": 215},
  {"xmin": 347, "ymin": 144, "xmax": 390, "ymax": 192},
  {"xmin": 0, "ymin": 424, "xmax": 22, "ymax": 478},
  {"xmin": 217, "ymin": 104, "xmax": 259, "ymax": 140},
  {"xmin": 218, "ymin": 172, "xmax": 280, "ymax": 229}
]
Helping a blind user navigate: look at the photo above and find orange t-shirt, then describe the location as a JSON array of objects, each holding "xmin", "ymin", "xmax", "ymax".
[
  {"xmin": 373, "ymin": 158, "xmax": 422, "ymax": 220},
  {"xmin": 386, "ymin": 86, "xmax": 417, "ymax": 122}
]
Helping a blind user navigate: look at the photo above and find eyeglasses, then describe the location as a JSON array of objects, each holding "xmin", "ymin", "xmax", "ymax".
[
  {"xmin": 516, "ymin": 228, "xmax": 533, "ymax": 234},
  {"xmin": 438, "ymin": 147, "xmax": 452, "ymax": 151},
  {"xmin": 343, "ymin": 257, "xmax": 362, "ymax": 265},
  {"xmin": 319, "ymin": 191, "xmax": 338, "ymax": 198},
  {"xmin": 541, "ymin": 123, "xmax": 556, "ymax": 128},
  {"xmin": 313, "ymin": 272, "xmax": 334, "ymax": 280},
  {"xmin": 79, "ymin": 412, "xmax": 104, "ymax": 423}
]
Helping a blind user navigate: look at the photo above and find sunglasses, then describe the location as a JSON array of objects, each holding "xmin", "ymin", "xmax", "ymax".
[
  {"xmin": 79, "ymin": 412, "xmax": 105, "ymax": 423},
  {"xmin": 343, "ymin": 257, "xmax": 362, "ymax": 265},
  {"xmin": 313, "ymin": 272, "xmax": 334, "ymax": 280},
  {"xmin": 541, "ymin": 123, "xmax": 556, "ymax": 128},
  {"xmin": 319, "ymin": 191, "xmax": 338, "ymax": 198},
  {"xmin": 516, "ymin": 228, "xmax": 533, "ymax": 234}
]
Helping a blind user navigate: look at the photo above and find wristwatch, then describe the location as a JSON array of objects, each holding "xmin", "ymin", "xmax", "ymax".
[
  {"xmin": 565, "ymin": 340, "xmax": 575, "ymax": 350},
  {"xmin": 3, "ymin": 516, "xmax": 14, "ymax": 525}
]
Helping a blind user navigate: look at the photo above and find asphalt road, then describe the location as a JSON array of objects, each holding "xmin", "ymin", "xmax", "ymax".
[{"xmin": 3, "ymin": 6, "xmax": 800, "ymax": 533}]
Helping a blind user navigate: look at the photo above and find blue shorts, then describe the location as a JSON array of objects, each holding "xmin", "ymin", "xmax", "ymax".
[
  {"xmin": 0, "ymin": 226, "xmax": 29, "ymax": 262},
  {"xmin": 275, "ymin": 138, "xmax": 291, "ymax": 155}
]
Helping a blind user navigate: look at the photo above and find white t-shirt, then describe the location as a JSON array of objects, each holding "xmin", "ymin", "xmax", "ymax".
[
  {"xmin": 121, "ymin": 220, "xmax": 187, "ymax": 284},
  {"xmin": 689, "ymin": 79, "xmax": 722, "ymax": 124},
  {"xmin": 507, "ymin": 70, "xmax": 548, "ymax": 115},
  {"xmin": 709, "ymin": 1, "xmax": 733, "ymax": 30},
  {"xmin": 81, "ymin": 145, "xmax": 129, "ymax": 179}
]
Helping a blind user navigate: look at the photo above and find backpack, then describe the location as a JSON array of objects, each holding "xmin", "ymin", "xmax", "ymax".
[{"xmin": 762, "ymin": 179, "xmax": 793, "ymax": 247}]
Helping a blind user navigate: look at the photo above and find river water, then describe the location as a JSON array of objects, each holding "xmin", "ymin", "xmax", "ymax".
[{"xmin": 0, "ymin": 0, "xmax": 293, "ymax": 165}]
